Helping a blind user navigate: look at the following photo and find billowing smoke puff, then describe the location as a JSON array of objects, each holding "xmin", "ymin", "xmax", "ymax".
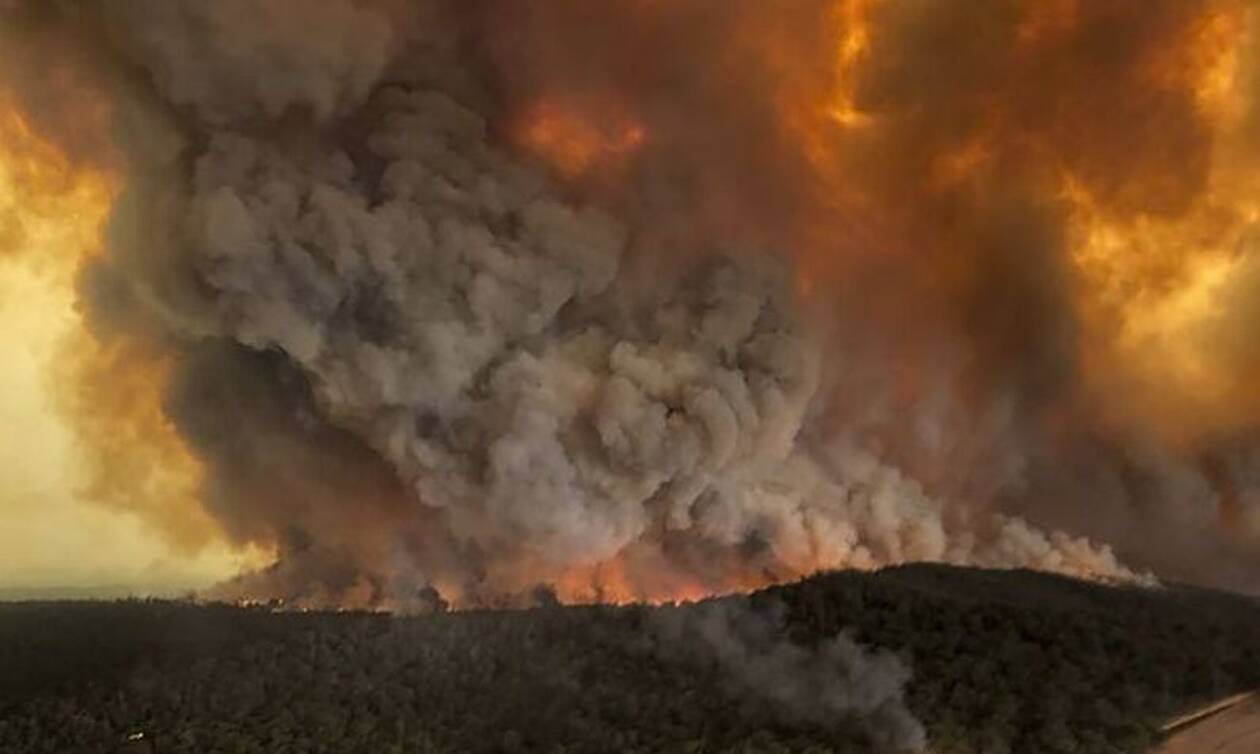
[
  {"xmin": 20, "ymin": 0, "xmax": 1260, "ymax": 607},
  {"xmin": 103, "ymin": 0, "xmax": 1145, "ymax": 603}
]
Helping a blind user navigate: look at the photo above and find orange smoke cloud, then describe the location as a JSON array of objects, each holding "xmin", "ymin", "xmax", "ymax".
[
  {"xmin": 52, "ymin": 334, "xmax": 219, "ymax": 552},
  {"xmin": 0, "ymin": 78, "xmax": 257, "ymax": 565},
  {"xmin": 768, "ymin": 0, "xmax": 1260, "ymax": 444},
  {"xmin": 1062, "ymin": 4, "xmax": 1260, "ymax": 443},
  {"xmin": 516, "ymin": 99, "xmax": 646, "ymax": 180},
  {"xmin": 482, "ymin": 0, "xmax": 1260, "ymax": 593},
  {"xmin": 0, "ymin": 103, "xmax": 110, "ymax": 275}
]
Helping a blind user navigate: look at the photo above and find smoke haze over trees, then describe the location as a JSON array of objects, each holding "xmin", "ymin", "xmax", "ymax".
[{"xmin": 3, "ymin": 565, "xmax": 1260, "ymax": 753}]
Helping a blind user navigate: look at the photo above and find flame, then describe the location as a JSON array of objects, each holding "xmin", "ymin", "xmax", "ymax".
[
  {"xmin": 473, "ymin": 539, "xmax": 865, "ymax": 608},
  {"xmin": 548, "ymin": 558, "xmax": 775, "ymax": 607},
  {"xmin": 516, "ymin": 99, "xmax": 646, "ymax": 179}
]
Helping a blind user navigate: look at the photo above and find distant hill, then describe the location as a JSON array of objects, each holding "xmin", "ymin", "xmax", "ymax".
[
  {"xmin": 1, "ymin": 565, "xmax": 1257, "ymax": 754},
  {"xmin": 0, "ymin": 585, "xmax": 189, "ymax": 603}
]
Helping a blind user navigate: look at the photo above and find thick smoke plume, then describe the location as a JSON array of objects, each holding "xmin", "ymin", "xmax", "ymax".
[{"xmin": 4, "ymin": 0, "xmax": 1260, "ymax": 605}]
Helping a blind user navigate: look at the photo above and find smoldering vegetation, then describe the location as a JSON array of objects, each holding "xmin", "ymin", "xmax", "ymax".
[{"xmin": 3, "ymin": 565, "xmax": 1259, "ymax": 754}]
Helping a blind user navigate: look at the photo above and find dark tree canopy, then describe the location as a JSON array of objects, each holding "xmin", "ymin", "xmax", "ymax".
[{"xmin": 1, "ymin": 564, "xmax": 1257, "ymax": 754}]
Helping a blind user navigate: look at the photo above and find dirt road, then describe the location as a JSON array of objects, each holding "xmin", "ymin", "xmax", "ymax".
[{"xmin": 1156, "ymin": 693, "xmax": 1260, "ymax": 753}]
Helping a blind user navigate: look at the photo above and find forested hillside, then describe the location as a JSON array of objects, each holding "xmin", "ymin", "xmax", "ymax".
[{"xmin": 1, "ymin": 565, "xmax": 1258, "ymax": 754}]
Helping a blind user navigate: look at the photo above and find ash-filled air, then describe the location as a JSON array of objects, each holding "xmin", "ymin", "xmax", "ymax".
[{"xmin": 4, "ymin": 0, "xmax": 1260, "ymax": 607}]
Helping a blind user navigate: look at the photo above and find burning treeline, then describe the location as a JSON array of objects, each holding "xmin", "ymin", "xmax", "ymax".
[{"xmin": 2, "ymin": 0, "xmax": 1260, "ymax": 608}]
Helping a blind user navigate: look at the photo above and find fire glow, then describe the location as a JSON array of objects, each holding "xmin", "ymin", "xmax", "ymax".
[
  {"xmin": 3, "ymin": 1, "xmax": 1260, "ymax": 609},
  {"xmin": 517, "ymin": 100, "xmax": 647, "ymax": 179},
  {"xmin": 0, "ymin": 80, "xmax": 271, "ymax": 590}
]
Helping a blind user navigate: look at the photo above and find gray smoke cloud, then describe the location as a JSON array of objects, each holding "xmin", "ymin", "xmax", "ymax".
[
  {"xmin": 111, "ymin": 0, "xmax": 393, "ymax": 125},
  {"xmin": 137, "ymin": 2, "xmax": 1139, "ymax": 601},
  {"xmin": 653, "ymin": 598, "xmax": 927, "ymax": 752},
  {"xmin": 170, "ymin": 74, "xmax": 1137, "ymax": 601},
  {"xmin": 32, "ymin": 0, "xmax": 1260, "ymax": 608}
]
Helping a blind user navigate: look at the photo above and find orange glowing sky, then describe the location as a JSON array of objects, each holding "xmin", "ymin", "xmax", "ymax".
[
  {"xmin": 0, "ymin": 100, "xmax": 262, "ymax": 595},
  {"xmin": 3, "ymin": 0, "xmax": 1260, "ymax": 599}
]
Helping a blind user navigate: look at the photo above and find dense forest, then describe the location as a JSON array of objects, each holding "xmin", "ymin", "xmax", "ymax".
[{"xmin": 1, "ymin": 565, "xmax": 1258, "ymax": 754}]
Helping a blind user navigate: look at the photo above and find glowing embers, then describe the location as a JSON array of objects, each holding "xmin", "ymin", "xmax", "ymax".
[
  {"xmin": 515, "ymin": 99, "xmax": 646, "ymax": 179},
  {"xmin": 496, "ymin": 544, "xmax": 830, "ymax": 608}
]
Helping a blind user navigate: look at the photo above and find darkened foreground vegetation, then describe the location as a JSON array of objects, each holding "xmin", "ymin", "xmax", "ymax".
[{"xmin": 1, "ymin": 564, "xmax": 1258, "ymax": 754}]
